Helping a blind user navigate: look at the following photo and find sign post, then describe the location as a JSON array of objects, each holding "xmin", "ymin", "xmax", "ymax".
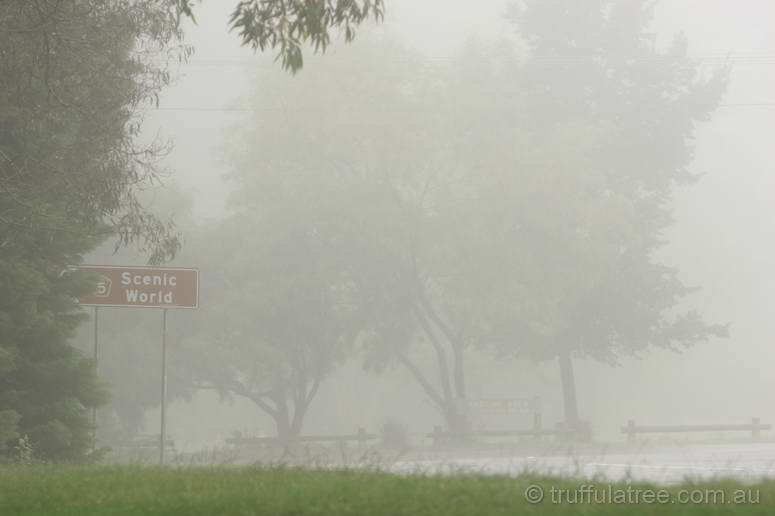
[
  {"xmin": 160, "ymin": 309, "xmax": 168, "ymax": 465},
  {"xmin": 91, "ymin": 306, "xmax": 99, "ymax": 452},
  {"xmin": 78, "ymin": 265, "xmax": 199, "ymax": 465}
]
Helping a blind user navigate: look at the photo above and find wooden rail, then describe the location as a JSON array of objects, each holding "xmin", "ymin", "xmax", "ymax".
[
  {"xmin": 112, "ymin": 438, "xmax": 175, "ymax": 449},
  {"xmin": 427, "ymin": 422, "xmax": 575, "ymax": 445},
  {"xmin": 621, "ymin": 418, "xmax": 771, "ymax": 440},
  {"xmin": 226, "ymin": 428, "xmax": 377, "ymax": 447}
]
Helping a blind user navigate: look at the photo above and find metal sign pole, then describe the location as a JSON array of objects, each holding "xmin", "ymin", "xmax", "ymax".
[
  {"xmin": 92, "ymin": 306, "xmax": 99, "ymax": 452},
  {"xmin": 159, "ymin": 308, "xmax": 168, "ymax": 466}
]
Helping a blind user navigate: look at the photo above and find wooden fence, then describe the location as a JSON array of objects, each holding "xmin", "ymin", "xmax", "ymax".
[
  {"xmin": 426, "ymin": 422, "xmax": 577, "ymax": 445},
  {"xmin": 226, "ymin": 428, "xmax": 378, "ymax": 448},
  {"xmin": 621, "ymin": 418, "xmax": 771, "ymax": 440}
]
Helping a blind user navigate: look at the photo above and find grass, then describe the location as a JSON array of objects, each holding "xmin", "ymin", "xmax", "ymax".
[{"xmin": 0, "ymin": 466, "xmax": 774, "ymax": 515}]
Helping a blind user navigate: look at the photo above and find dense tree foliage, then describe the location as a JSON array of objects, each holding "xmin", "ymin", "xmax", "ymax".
[
  {"xmin": 0, "ymin": 0, "xmax": 187, "ymax": 460},
  {"xmin": 489, "ymin": 0, "xmax": 730, "ymax": 427}
]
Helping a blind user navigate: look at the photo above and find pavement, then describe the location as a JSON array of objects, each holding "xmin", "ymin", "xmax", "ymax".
[{"xmin": 391, "ymin": 442, "xmax": 775, "ymax": 483}]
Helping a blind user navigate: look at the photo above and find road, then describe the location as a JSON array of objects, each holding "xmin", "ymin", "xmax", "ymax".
[{"xmin": 392, "ymin": 442, "xmax": 775, "ymax": 483}]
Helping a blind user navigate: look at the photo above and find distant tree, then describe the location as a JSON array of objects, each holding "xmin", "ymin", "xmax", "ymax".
[
  {"xmin": 209, "ymin": 40, "xmax": 509, "ymax": 435},
  {"xmin": 0, "ymin": 0, "xmax": 187, "ymax": 460},
  {"xmin": 182, "ymin": 175, "xmax": 360, "ymax": 441},
  {"xmin": 475, "ymin": 0, "xmax": 731, "ymax": 428},
  {"xmin": 176, "ymin": 0, "xmax": 385, "ymax": 73}
]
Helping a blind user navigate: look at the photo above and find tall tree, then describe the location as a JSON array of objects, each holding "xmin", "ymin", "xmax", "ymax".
[
  {"xmin": 0, "ymin": 0, "xmax": 187, "ymax": 260},
  {"xmin": 480, "ymin": 0, "xmax": 730, "ymax": 428},
  {"xmin": 214, "ymin": 40, "xmax": 503, "ymax": 434},
  {"xmin": 0, "ymin": 0, "xmax": 186, "ymax": 460},
  {"xmin": 182, "ymin": 173, "xmax": 360, "ymax": 442}
]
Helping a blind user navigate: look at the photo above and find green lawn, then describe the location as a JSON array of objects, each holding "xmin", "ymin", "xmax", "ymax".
[{"xmin": 0, "ymin": 466, "xmax": 773, "ymax": 516}]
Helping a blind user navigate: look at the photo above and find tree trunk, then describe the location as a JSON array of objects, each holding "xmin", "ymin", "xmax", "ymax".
[
  {"xmin": 271, "ymin": 378, "xmax": 317, "ymax": 445},
  {"xmin": 449, "ymin": 343, "xmax": 469, "ymax": 438},
  {"xmin": 273, "ymin": 412, "xmax": 304, "ymax": 443},
  {"xmin": 452, "ymin": 342, "xmax": 467, "ymax": 400},
  {"xmin": 273, "ymin": 396, "xmax": 292, "ymax": 444},
  {"xmin": 271, "ymin": 390, "xmax": 303, "ymax": 445},
  {"xmin": 557, "ymin": 350, "xmax": 579, "ymax": 429},
  {"xmin": 289, "ymin": 399, "xmax": 307, "ymax": 438},
  {"xmin": 443, "ymin": 407, "xmax": 469, "ymax": 436},
  {"xmin": 274, "ymin": 415, "xmax": 292, "ymax": 444},
  {"xmin": 396, "ymin": 353, "xmax": 468, "ymax": 436}
]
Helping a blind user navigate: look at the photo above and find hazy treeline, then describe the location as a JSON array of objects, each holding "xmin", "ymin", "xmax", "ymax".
[
  {"xmin": 84, "ymin": 0, "xmax": 730, "ymax": 447},
  {"xmin": 0, "ymin": 0, "xmax": 190, "ymax": 461}
]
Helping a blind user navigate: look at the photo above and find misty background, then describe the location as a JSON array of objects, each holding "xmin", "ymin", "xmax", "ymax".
[{"xmin": 74, "ymin": 0, "xmax": 775, "ymax": 449}]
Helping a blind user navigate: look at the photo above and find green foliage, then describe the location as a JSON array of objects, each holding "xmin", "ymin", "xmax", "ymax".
[
  {"xmin": 177, "ymin": 0, "xmax": 385, "ymax": 73},
  {"xmin": 0, "ymin": 0, "xmax": 186, "ymax": 461},
  {"xmin": 0, "ymin": 0, "xmax": 189, "ymax": 262},
  {"xmin": 0, "ymin": 410, "xmax": 20, "ymax": 455},
  {"xmin": 229, "ymin": 0, "xmax": 385, "ymax": 73},
  {"xmin": 0, "ymin": 256, "xmax": 111, "ymax": 461},
  {"xmin": 13, "ymin": 435, "xmax": 33, "ymax": 465},
  {"xmin": 0, "ymin": 258, "xmax": 110, "ymax": 461}
]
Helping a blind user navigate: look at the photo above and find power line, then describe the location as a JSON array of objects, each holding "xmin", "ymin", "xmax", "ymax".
[
  {"xmin": 170, "ymin": 52, "xmax": 775, "ymax": 67},
  {"xmin": 718, "ymin": 102, "xmax": 775, "ymax": 107},
  {"xmin": 144, "ymin": 102, "xmax": 775, "ymax": 113}
]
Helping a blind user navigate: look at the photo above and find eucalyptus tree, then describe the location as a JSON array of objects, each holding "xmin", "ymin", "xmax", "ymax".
[
  {"xmin": 0, "ymin": 0, "xmax": 186, "ymax": 460},
  {"xmin": 177, "ymin": 0, "xmax": 385, "ymax": 73}
]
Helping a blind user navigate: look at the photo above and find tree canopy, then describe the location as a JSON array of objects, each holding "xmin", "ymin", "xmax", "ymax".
[
  {"xmin": 177, "ymin": 0, "xmax": 385, "ymax": 73},
  {"xmin": 196, "ymin": 1, "xmax": 730, "ymax": 435},
  {"xmin": 182, "ymin": 171, "xmax": 362, "ymax": 441},
  {"xmin": 484, "ymin": 0, "xmax": 730, "ymax": 426},
  {"xmin": 0, "ymin": 0, "xmax": 187, "ymax": 461}
]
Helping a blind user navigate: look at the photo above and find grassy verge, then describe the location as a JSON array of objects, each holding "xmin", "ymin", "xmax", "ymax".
[{"xmin": 0, "ymin": 466, "xmax": 773, "ymax": 515}]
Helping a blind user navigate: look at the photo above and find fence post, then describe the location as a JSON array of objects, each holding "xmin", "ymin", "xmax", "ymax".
[
  {"xmin": 753, "ymin": 417, "xmax": 761, "ymax": 438},
  {"xmin": 532, "ymin": 411, "xmax": 542, "ymax": 438},
  {"xmin": 432, "ymin": 425, "xmax": 443, "ymax": 446},
  {"xmin": 357, "ymin": 427, "xmax": 367, "ymax": 449},
  {"xmin": 626, "ymin": 419, "xmax": 636, "ymax": 442}
]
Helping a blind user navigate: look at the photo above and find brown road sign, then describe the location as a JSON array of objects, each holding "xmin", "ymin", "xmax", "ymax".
[{"xmin": 78, "ymin": 265, "xmax": 199, "ymax": 309}]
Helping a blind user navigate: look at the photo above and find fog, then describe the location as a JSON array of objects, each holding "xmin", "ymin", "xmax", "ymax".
[{"xmin": 75, "ymin": 0, "xmax": 775, "ymax": 452}]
